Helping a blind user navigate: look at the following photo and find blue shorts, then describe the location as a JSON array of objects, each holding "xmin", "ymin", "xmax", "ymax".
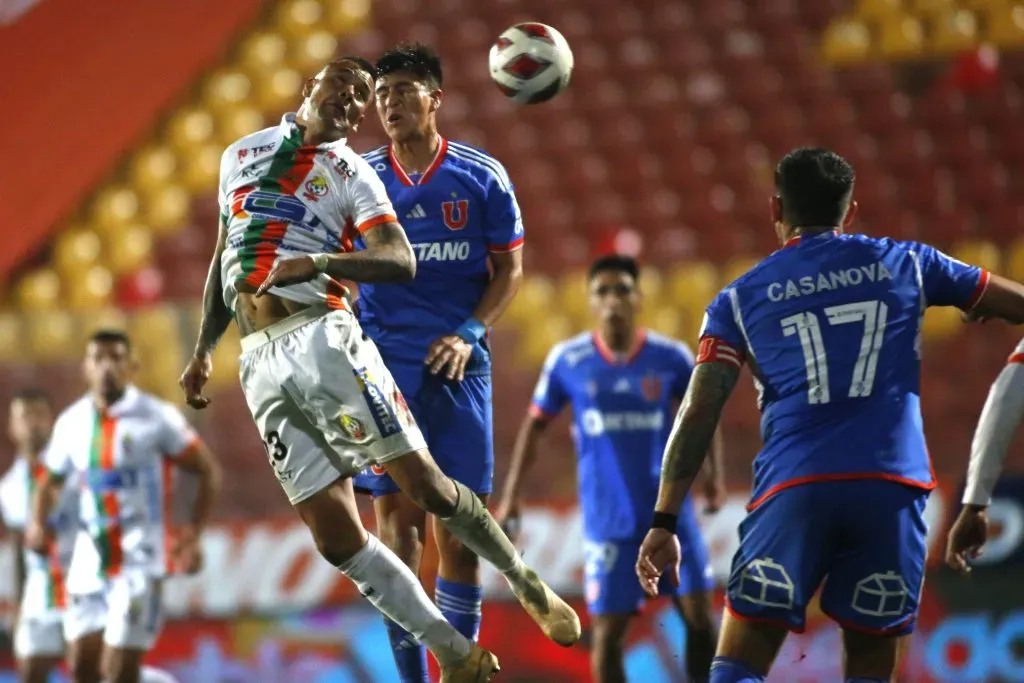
[
  {"xmin": 585, "ymin": 497, "xmax": 713, "ymax": 616},
  {"xmin": 726, "ymin": 479, "xmax": 929, "ymax": 635},
  {"xmin": 353, "ymin": 364, "xmax": 493, "ymax": 497}
]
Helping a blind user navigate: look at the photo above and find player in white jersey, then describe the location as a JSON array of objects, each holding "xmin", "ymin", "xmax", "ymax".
[
  {"xmin": 178, "ymin": 55, "xmax": 579, "ymax": 683},
  {"xmin": 0, "ymin": 389, "xmax": 75, "ymax": 683},
  {"xmin": 947, "ymin": 335, "xmax": 1024, "ymax": 573},
  {"xmin": 27, "ymin": 330, "xmax": 222, "ymax": 683}
]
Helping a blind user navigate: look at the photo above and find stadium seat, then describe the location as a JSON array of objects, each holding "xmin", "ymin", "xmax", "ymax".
[
  {"xmin": 91, "ymin": 185, "xmax": 140, "ymax": 235},
  {"xmin": 64, "ymin": 265, "xmax": 113, "ymax": 310},
  {"xmin": 856, "ymin": 0, "xmax": 903, "ymax": 18},
  {"xmin": 929, "ymin": 10, "xmax": 978, "ymax": 55},
  {"xmin": 1005, "ymin": 239, "xmax": 1024, "ymax": 283},
  {"xmin": 275, "ymin": 0, "xmax": 324, "ymax": 39},
  {"xmin": 288, "ymin": 30, "xmax": 339, "ymax": 74},
  {"xmin": 921, "ymin": 305, "xmax": 960, "ymax": 340},
  {"xmin": 0, "ymin": 312, "xmax": 23, "ymax": 362},
  {"xmin": 821, "ymin": 18, "xmax": 872, "ymax": 64},
  {"xmin": 236, "ymin": 31, "xmax": 289, "ymax": 76},
  {"xmin": 256, "ymin": 67, "xmax": 304, "ymax": 113},
  {"xmin": 952, "ymin": 240, "xmax": 1001, "ymax": 273},
  {"xmin": 720, "ymin": 255, "xmax": 763, "ymax": 287},
  {"xmin": 518, "ymin": 316, "xmax": 573, "ymax": 367},
  {"xmin": 179, "ymin": 143, "xmax": 222, "ymax": 193},
  {"xmin": 139, "ymin": 184, "xmax": 190, "ymax": 235},
  {"xmin": 165, "ymin": 108, "xmax": 216, "ymax": 154},
  {"xmin": 16, "ymin": 269, "xmax": 61, "ymax": 311},
  {"xmin": 217, "ymin": 107, "xmax": 266, "ymax": 147},
  {"xmin": 503, "ymin": 275, "xmax": 555, "ymax": 327},
  {"xmin": 53, "ymin": 229, "xmax": 103, "ymax": 277},
  {"xmin": 668, "ymin": 261, "xmax": 720, "ymax": 319},
  {"xmin": 985, "ymin": 6, "xmax": 1024, "ymax": 47},
  {"xmin": 910, "ymin": 0, "xmax": 956, "ymax": 15},
  {"xmin": 555, "ymin": 269, "xmax": 590, "ymax": 327},
  {"xmin": 129, "ymin": 145, "xmax": 178, "ymax": 194},
  {"xmin": 324, "ymin": 0, "xmax": 372, "ymax": 33},
  {"xmin": 27, "ymin": 311, "xmax": 78, "ymax": 361},
  {"xmin": 105, "ymin": 225, "xmax": 154, "ymax": 277},
  {"xmin": 203, "ymin": 69, "xmax": 252, "ymax": 112},
  {"xmin": 878, "ymin": 15, "xmax": 926, "ymax": 60}
]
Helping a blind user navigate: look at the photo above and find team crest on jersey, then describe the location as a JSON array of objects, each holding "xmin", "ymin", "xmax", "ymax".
[
  {"xmin": 303, "ymin": 175, "xmax": 329, "ymax": 201},
  {"xmin": 338, "ymin": 412, "xmax": 371, "ymax": 444},
  {"xmin": 641, "ymin": 376, "xmax": 663, "ymax": 402},
  {"xmin": 441, "ymin": 199, "xmax": 469, "ymax": 230}
]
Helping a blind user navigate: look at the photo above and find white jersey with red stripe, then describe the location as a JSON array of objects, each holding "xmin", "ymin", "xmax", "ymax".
[
  {"xmin": 42, "ymin": 386, "xmax": 199, "ymax": 596},
  {"xmin": 0, "ymin": 457, "xmax": 79, "ymax": 617},
  {"xmin": 964, "ymin": 337, "xmax": 1024, "ymax": 505},
  {"xmin": 217, "ymin": 113, "xmax": 397, "ymax": 313}
]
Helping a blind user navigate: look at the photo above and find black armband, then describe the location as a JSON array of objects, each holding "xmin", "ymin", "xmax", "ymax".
[{"xmin": 651, "ymin": 511, "xmax": 678, "ymax": 532}]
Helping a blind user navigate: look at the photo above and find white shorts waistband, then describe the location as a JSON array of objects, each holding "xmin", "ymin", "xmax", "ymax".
[{"xmin": 240, "ymin": 306, "xmax": 335, "ymax": 354}]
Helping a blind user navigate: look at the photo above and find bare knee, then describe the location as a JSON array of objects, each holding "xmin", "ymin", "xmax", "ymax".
[
  {"xmin": 434, "ymin": 515, "xmax": 481, "ymax": 583},
  {"xmin": 590, "ymin": 615, "xmax": 631, "ymax": 681},
  {"xmin": 715, "ymin": 609, "xmax": 787, "ymax": 676},
  {"xmin": 382, "ymin": 451, "xmax": 458, "ymax": 517},
  {"xmin": 20, "ymin": 657, "xmax": 60, "ymax": 683},
  {"xmin": 842, "ymin": 628, "xmax": 905, "ymax": 679},
  {"xmin": 102, "ymin": 647, "xmax": 143, "ymax": 683},
  {"xmin": 69, "ymin": 635, "xmax": 103, "ymax": 683},
  {"xmin": 679, "ymin": 592, "xmax": 716, "ymax": 632}
]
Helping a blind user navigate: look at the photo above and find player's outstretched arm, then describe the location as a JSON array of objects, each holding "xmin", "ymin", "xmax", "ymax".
[
  {"xmin": 25, "ymin": 472, "xmax": 63, "ymax": 554},
  {"xmin": 171, "ymin": 441, "xmax": 222, "ymax": 574},
  {"xmin": 656, "ymin": 361, "xmax": 741, "ymax": 516},
  {"xmin": 180, "ymin": 219, "xmax": 232, "ymax": 410},
  {"xmin": 495, "ymin": 412, "xmax": 550, "ymax": 542},
  {"xmin": 322, "ymin": 221, "xmax": 416, "ymax": 283},
  {"xmin": 970, "ymin": 274, "xmax": 1024, "ymax": 324}
]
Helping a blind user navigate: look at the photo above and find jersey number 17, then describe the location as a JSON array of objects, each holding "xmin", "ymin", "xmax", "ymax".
[{"xmin": 780, "ymin": 299, "xmax": 888, "ymax": 405}]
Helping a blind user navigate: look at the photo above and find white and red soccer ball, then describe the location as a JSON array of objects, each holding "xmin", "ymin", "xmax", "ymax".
[{"xmin": 488, "ymin": 22, "xmax": 574, "ymax": 105}]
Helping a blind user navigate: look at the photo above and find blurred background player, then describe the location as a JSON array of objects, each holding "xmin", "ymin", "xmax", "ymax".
[
  {"xmin": 496, "ymin": 254, "xmax": 722, "ymax": 683},
  {"xmin": 350, "ymin": 44, "xmax": 525, "ymax": 683},
  {"xmin": 636, "ymin": 148, "xmax": 1024, "ymax": 683},
  {"xmin": 28, "ymin": 330, "xmax": 221, "ymax": 683},
  {"xmin": 947, "ymin": 335, "xmax": 1024, "ymax": 574},
  {"xmin": 0, "ymin": 389, "xmax": 74, "ymax": 683},
  {"xmin": 180, "ymin": 55, "xmax": 577, "ymax": 681}
]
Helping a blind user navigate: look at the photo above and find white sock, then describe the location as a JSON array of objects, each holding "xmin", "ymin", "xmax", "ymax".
[
  {"xmin": 338, "ymin": 533, "xmax": 471, "ymax": 666},
  {"xmin": 110, "ymin": 668, "xmax": 175, "ymax": 683}
]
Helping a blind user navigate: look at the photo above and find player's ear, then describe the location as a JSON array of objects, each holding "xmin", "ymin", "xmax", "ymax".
[
  {"xmin": 429, "ymin": 88, "xmax": 443, "ymax": 113},
  {"xmin": 301, "ymin": 77, "xmax": 316, "ymax": 99},
  {"xmin": 841, "ymin": 200, "xmax": 858, "ymax": 231},
  {"xmin": 770, "ymin": 195, "xmax": 783, "ymax": 225}
]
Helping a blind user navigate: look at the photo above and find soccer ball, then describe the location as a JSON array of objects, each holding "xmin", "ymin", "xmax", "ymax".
[{"xmin": 488, "ymin": 23, "xmax": 574, "ymax": 105}]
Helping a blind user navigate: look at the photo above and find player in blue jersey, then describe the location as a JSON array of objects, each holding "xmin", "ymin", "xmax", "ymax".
[
  {"xmin": 495, "ymin": 255, "xmax": 723, "ymax": 683},
  {"xmin": 636, "ymin": 148, "xmax": 1024, "ymax": 683},
  {"xmin": 349, "ymin": 44, "xmax": 526, "ymax": 683}
]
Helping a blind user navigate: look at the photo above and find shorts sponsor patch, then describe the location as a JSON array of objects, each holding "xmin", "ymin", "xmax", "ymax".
[{"xmin": 352, "ymin": 367, "xmax": 402, "ymax": 438}]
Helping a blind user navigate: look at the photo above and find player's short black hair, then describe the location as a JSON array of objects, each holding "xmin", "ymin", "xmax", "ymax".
[
  {"xmin": 774, "ymin": 148, "xmax": 856, "ymax": 227},
  {"xmin": 376, "ymin": 43, "xmax": 443, "ymax": 89},
  {"xmin": 88, "ymin": 329, "xmax": 131, "ymax": 352},
  {"xmin": 589, "ymin": 254, "xmax": 640, "ymax": 284},
  {"xmin": 10, "ymin": 387, "xmax": 50, "ymax": 407},
  {"xmin": 332, "ymin": 55, "xmax": 377, "ymax": 81}
]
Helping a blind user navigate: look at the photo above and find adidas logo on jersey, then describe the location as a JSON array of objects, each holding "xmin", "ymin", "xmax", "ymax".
[
  {"xmin": 613, "ymin": 378, "xmax": 632, "ymax": 393},
  {"xmin": 405, "ymin": 204, "xmax": 427, "ymax": 220}
]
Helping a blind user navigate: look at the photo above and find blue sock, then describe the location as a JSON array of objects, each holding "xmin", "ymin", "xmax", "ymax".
[
  {"xmin": 846, "ymin": 679, "xmax": 888, "ymax": 683},
  {"xmin": 383, "ymin": 618, "xmax": 429, "ymax": 683},
  {"xmin": 435, "ymin": 577, "xmax": 483, "ymax": 641},
  {"xmin": 710, "ymin": 656, "xmax": 765, "ymax": 683}
]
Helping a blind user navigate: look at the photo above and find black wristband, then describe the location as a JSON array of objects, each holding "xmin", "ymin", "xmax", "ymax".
[{"xmin": 652, "ymin": 511, "xmax": 678, "ymax": 532}]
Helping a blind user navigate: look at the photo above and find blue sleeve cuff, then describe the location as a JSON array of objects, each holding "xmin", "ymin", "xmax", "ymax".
[{"xmin": 455, "ymin": 317, "xmax": 487, "ymax": 345}]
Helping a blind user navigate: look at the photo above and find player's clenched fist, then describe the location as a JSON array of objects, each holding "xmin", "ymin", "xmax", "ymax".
[
  {"xmin": 256, "ymin": 255, "xmax": 320, "ymax": 297},
  {"xmin": 180, "ymin": 353, "xmax": 213, "ymax": 410},
  {"xmin": 635, "ymin": 528, "xmax": 681, "ymax": 597},
  {"xmin": 425, "ymin": 335, "xmax": 473, "ymax": 381},
  {"xmin": 946, "ymin": 504, "xmax": 989, "ymax": 575}
]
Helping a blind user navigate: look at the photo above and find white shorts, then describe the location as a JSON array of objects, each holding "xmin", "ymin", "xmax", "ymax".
[
  {"xmin": 14, "ymin": 613, "xmax": 64, "ymax": 659},
  {"xmin": 239, "ymin": 306, "xmax": 426, "ymax": 505},
  {"xmin": 63, "ymin": 573, "xmax": 163, "ymax": 650}
]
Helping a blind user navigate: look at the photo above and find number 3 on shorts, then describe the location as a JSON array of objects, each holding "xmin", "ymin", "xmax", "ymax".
[{"xmin": 263, "ymin": 430, "xmax": 288, "ymax": 463}]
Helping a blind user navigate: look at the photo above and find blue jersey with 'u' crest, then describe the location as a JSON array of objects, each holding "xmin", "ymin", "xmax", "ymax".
[
  {"xmin": 697, "ymin": 231, "xmax": 989, "ymax": 511},
  {"xmin": 355, "ymin": 139, "xmax": 524, "ymax": 373},
  {"xmin": 530, "ymin": 330, "xmax": 697, "ymax": 542}
]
